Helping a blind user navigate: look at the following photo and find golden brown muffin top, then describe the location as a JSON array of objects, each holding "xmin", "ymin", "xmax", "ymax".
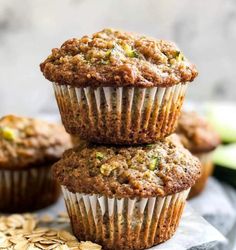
[
  {"xmin": 53, "ymin": 134, "xmax": 201, "ymax": 198},
  {"xmin": 40, "ymin": 28, "xmax": 198, "ymax": 88},
  {"xmin": 176, "ymin": 111, "xmax": 221, "ymax": 154},
  {"xmin": 0, "ymin": 115, "xmax": 72, "ymax": 170}
]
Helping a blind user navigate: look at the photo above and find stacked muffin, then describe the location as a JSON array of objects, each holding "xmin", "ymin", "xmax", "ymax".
[{"xmin": 40, "ymin": 28, "xmax": 201, "ymax": 250}]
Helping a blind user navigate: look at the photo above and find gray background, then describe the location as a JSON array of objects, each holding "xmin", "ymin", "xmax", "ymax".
[{"xmin": 0, "ymin": 0, "xmax": 236, "ymax": 116}]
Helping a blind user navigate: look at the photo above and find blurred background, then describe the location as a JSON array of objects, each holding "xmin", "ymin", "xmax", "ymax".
[{"xmin": 0, "ymin": 0, "xmax": 236, "ymax": 116}]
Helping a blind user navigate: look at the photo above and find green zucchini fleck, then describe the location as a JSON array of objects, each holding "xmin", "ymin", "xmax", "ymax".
[
  {"xmin": 100, "ymin": 59, "xmax": 109, "ymax": 65},
  {"xmin": 96, "ymin": 152, "xmax": 104, "ymax": 160},
  {"xmin": 123, "ymin": 44, "xmax": 139, "ymax": 58},
  {"xmin": 149, "ymin": 157, "xmax": 159, "ymax": 171},
  {"xmin": 0, "ymin": 126, "xmax": 17, "ymax": 141},
  {"xmin": 100, "ymin": 163, "xmax": 117, "ymax": 176},
  {"xmin": 175, "ymin": 51, "xmax": 184, "ymax": 61},
  {"xmin": 105, "ymin": 49, "xmax": 112, "ymax": 58}
]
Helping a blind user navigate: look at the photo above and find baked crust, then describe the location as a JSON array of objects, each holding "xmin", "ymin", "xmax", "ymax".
[
  {"xmin": 53, "ymin": 134, "xmax": 201, "ymax": 198},
  {"xmin": 176, "ymin": 111, "xmax": 221, "ymax": 154},
  {"xmin": 0, "ymin": 115, "xmax": 72, "ymax": 169},
  {"xmin": 40, "ymin": 28, "xmax": 198, "ymax": 87}
]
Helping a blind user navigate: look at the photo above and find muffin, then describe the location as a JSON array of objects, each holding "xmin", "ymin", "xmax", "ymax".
[
  {"xmin": 40, "ymin": 28, "xmax": 198, "ymax": 144},
  {"xmin": 0, "ymin": 115, "xmax": 72, "ymax": 212},
  {"xmin": 176, "ymin": 111, "xmax": 221, "ymax": 198},
  {"xmin": 53, "ymin": 135, "xmax": 201, "ymax": 250}
]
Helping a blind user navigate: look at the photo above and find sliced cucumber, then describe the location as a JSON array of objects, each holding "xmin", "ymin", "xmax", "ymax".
[
  {"xmin": 206, "ymin": 103, "xmax": 236, "ymax": 143},
  {"xmin": 213, "ymin": 144, "xmax": 236, "ymax": 188}
]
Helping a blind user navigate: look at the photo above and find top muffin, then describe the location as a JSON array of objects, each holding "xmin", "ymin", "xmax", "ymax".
[
  {"xmin": 40, "ymin": 28, "xmax": 197, "ymax": 87},
  {"xmin": 0, "ymin": 115, "xmax": 72, "ymax": 169},
  {"xmin": 176, "ymin": 111, "xmax": 221, "ymax": 154}
]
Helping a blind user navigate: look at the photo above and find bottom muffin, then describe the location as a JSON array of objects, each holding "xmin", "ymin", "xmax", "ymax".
[
  {"xmin": 53, "ymin": 135, "xmax": 201, "ymax": 250},
  {"xmin": 0, "ymin": 163, "xmax": 60, "ymax": 213}
]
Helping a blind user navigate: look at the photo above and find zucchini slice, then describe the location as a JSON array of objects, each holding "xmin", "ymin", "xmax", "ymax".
[
  {"xmin": 213, "ymin": 144, "xmax": 236, "ymax": 188},
  {"xmin": 206, "ymin": 104, "xmax": 236, "ymax": 143}
]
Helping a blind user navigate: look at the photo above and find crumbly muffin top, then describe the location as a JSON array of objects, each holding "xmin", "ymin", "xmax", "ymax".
[
  {"xmin": 53, "ymin": 135, "xmax": 201, "ymax": 198},
  {"xmin": 40, "ymin": 28, "xmax": 198, "ymax": 88},
  {"xmin": 176, "ymin": 111, "xmax": 221, "ymax": 154},
  {"xmin": 0, "ymin": 115, "xmax": 72, "ymax": 170}
]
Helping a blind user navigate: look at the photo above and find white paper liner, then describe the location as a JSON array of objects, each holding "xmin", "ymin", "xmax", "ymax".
[
  {"xmin": 53, "ymin": 83, "xmax": 188, "ymax": 144},
  {"xmin": 36, "ymin": 196, "xmax": 226, "ymax": 250},
  {"xmin": 62, "ymin": 187, "xmax": 190, "ymax": 250},
  {"xmin": 189, "ymin": 152, "xmax": 214, "ymax": 198},
  {"xmin": 0, "ymin": 166, "xmax": 60, "ymax": 212}
]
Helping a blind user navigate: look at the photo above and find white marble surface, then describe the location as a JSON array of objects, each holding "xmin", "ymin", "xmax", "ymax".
[
  {"xmin": 0, "ymin": 0, "xmax": 236, "ymax": 116},
  {"xmin": 189, "ymin": 178, "xmax": 236, "ymax": 235}
]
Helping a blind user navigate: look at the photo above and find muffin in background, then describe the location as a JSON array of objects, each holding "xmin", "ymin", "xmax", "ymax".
[
  {"xmin": 176, "ymin": 111, "xmax": 221, "ymax": 198},
  {"xmin": 0, "ymin": 115, "xmax": 72, "ymax": 212},
  {"xmin": 40, "ymin": 28, "xmax": 198, "ymax": 145},
  {"xmin": 53, "ymin": 134, "xmax": 201, "ymax": 250}
]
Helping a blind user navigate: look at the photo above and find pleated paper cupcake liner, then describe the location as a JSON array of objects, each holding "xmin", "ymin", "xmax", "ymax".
[
  {"xmin": 0, "ymin": 165, "xmax": 61, "ymax": 213},
  {"xmin": 53, "ymin": 83, "xmax": 188, "ymax": 144},
  {"xmin": 189, "ymin": 152, "xmax": 214, "ymax": 199},
  {"xmin": 62, "ymin": 186, "xmax": 190, "ymax": 250}
]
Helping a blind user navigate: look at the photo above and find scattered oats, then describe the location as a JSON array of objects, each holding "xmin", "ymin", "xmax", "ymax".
[
  {"xmin": 49, "ymin": 238, "xmax": 64, "ymax": 244},
  {"xmin": 24, "ymin": 232, "xmax": 45, "ymax": 238},
  {"xmin": 27, "ymin": 243, "xmax": 41, "ymax": 250},
  {"xmin": 0, "ymin": 213, "xmax": 102, "ymax": 250},
  {"xmin": 0, "ymin": 222, "xmax": 7, "ymax": 231},
  {"xmin": 56, "ymin": 211, "xmax": 70, "ymax": 224},
  {"xmin": 0, "ymin": 232, "xmax": 7, "ymax": 244},
  {"xmin": 9, "ymin": 235, "xmax": 26, "ymax": 244},
  {"xmin": 56, "ymin": 217, "xmax": 70, "ymax": 224},
  {"xmin": 58, "ymin": 230, "xmax": 77, "ymax": 241},
  {"xmin": 29, "ymin": 236, "xmax": 46, "ymax": 243},
  {"xmin": 34, "ymin": 242, "xmax": 52, "ymax": 249},
  {"xmin": 67, "ymin": 240, "xmax": 80, "ymax": 247},
  {"xmin": 0, "ymin": 239, "xmax": 12, "ymax": 249},
  {"xmin": 6, "ymin": 214, "xmax": 26, "ymax": 228},
  {"xmin": 14, "ymin": 240, "xmax": 29, "ymax": 250},
  {"xmin": 79, "ymin": 241, "xmax": 102, "ymax": 250},
  {"xmin": 40, "ymin": 214, "xmax": 54, "ymax": 224},
  {"xmin": 39, "ymin": 239, "xmax": 58, "ymax": 244},
  {"xmin": 45, "ymin": 230, "xmax": 58, "ymax": 237},
  {"xmin": 57, "ymin": 245, "xmax": 70, "ymax": 250},
  {"xmin": 23, "ymin": 217, "xmax": 37, "ymax": 232},
  {"xmin": 33, "ymin": 228, "xmax": 49, "ymax": 234},
  {"xmin": 58, "ymin": 212, "xmax": 69, "ymax": 218}
]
